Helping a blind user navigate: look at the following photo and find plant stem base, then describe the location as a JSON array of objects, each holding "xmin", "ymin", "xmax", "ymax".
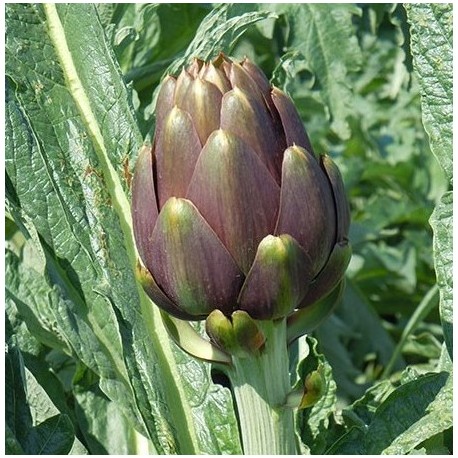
[{"xmin": 226, "ymin": 319, "xmax": 297, "ymax": 455}]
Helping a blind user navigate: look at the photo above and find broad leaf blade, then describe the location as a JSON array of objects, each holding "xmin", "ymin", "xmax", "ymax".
[
  {"xmin": 5, "ymin": 345, "xmax": 79, "ymax": 455},
  {"xmin": 74, "ymin": 384, "xmax": 151, "ymax": 455},
  {"xmin": 24, "ymin": 414, "xmax": 75, "ymax": 455},
  {"xmin": 364, "ymin": 372, "xmax": 451, "ymax": 454},
  {"xmin": 6, "ymin": 346, "xmax": 32, "ymax": 447},
  {"xmin": 406, "ymin": 3, "xmax": 453, "ymax": 361},
  {"xmin": 5, "ymin": 69, "xmax": 142, "ymax": 433},
  {"xmin": 5, "ymin": 3, "xmax": 222, "ymax": 453},
  {"xmin": 172, "ymin": 342, "xmax": 243, "ymax": 454},
  {"xmin": 50, "ymin": 4, "xmax": 144, "ymax": 192},
  {"xmin": 405, "ymin": 3, "xmax": 452, "ymax": 181}
]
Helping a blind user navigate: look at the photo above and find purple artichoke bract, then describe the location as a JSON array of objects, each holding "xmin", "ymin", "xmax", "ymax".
[{"xmin": 132, "ymin": 54, "xmax": 351, "ymax": 321}]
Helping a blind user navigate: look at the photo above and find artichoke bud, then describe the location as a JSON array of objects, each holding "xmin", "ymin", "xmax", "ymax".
[
  {"xmin": 206, "ymin": 310, "xmax": 265, "ymax": 357},
  {"xmin": 132, "ymin": 53, "xmax": 351, "ymax": 324},
  {"xmin": 232, "ymin": 311, "xmax": 266, "ymax": 354},
  {"xmin": 299, "ymin": 369, "xmax": 325, "ymax": 409},
  {"xmin": 285, "ymin": 368, "xmax": 325, "ymax": 410},
  {"xmin": 205, "ymin": 310, "xmax": 238, "ymax": 354}
]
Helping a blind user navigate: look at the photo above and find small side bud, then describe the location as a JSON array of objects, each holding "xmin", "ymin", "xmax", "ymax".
[
  {"xmin": 161, "ymin": 312, "xmax": 232, "ymax": 365},
  {"xmin": 285, "ymin": 369, "xmax": 324, "ymax": 410},
  {"xmin": 232, "ymin": 311, "xmax": 265, "ymax": 355},
  {"xmin": 206, "ymin": 310, "xmax": 266, "ymax": 358},
  {"xmin": 206, "ymin": 310, "xmax": 238, "ymax": 354}
]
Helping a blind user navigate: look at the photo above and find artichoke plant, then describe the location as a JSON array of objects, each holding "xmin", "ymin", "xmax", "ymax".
[
  {"xmin": 132, "ymin": 53, "xmax": 351, "ymax": 455},
  {"xmin": 132, "ymin": 53, "xmax": 350, "ymax": 325}
]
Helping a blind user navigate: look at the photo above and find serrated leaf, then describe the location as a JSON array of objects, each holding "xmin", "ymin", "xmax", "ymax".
[
  {"xmin": 365, "ymin": 371, "xmax": 451, "ymax": 454},
  {"xmin": 406, "ymin": 6, "xmax": 452, "ymax": 362},
  {"xmin": 405, "ymin": 3, "xmax": 452, "ymax": 181},
  {"xmin": 6, "ymin": 233, "xmax": 141, "ymax": 434},
  {"xmin": 429, "ymin": 192, "xmax": 452, "ymax": 360},
  {"xmin": 272, "ymin": 4, "xmax": 362, "ymax": 139}
]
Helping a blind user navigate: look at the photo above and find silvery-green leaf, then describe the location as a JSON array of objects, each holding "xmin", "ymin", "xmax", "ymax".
[{"xmin": 5, "ymin": 4, "xmax": 240, "ymax": 453}]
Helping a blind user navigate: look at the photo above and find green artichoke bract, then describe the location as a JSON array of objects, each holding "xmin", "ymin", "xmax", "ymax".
[{"xmin": 132, "ymin": 54, "xmax": 351, "ymax": 322}]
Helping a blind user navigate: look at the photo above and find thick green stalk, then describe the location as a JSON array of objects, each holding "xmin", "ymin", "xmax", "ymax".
[{"xmin": 226, "ymin": 319, "xmax": 298, "ymax": 455}]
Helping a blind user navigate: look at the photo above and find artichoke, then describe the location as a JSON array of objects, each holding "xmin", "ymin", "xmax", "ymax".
[{"xmin": 132, "ymin": 54, "xmax": 351, "ymax": 322}]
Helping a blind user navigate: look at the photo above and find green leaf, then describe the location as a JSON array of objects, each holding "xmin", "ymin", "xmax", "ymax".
[
  {"xmin": 344, "ymin": 379, "xmax": 396, "ymax": 429},
  {"xmin": 272, "ymin": 4, "xmax": 362, "ymax": 139},
  {"xmin": 172, "ymin": 342, "xmax": 243, "ymax": 454},
  {"xmin": 24, "ymin": 414, "xmax": 75, "ymax": 455},
  {"xmin": 6, "ymin": 4, "xmax": 237, "ymax": 453},
  {"xmin": 406, "ymin": 3, "xmax": 453, "ymax": 365},
  {"xmin": 47, "ymin": 4, "xmax": 144, "ymax": 192},
  {"xmin": 6, "ymin": 245, "xmax": 72, "ymax": 354},
  {"xmin": 5, "ymin": 424, "xmax": 25, "ymax": 455},
  {"xmin": 365, "ymin": 371, "xmax": 451, "ymax": 454},
  {"xmin": 6, "ymin": 346, "xmax": 33, "ymax": 447},
  {"xmin": 5, "ymin": 345, "xmax": 79, "ymax": 455},
  {"xmin": 165, "ymin": 4, "xmax": 277, "ymax": 75},
  {"xmin": 74, "ymin": 383, "xmax": 150, "ymax": 455},
  {"xmin": 332, "ymin": 371, "xmax": 451, "ymax": 454},
  {"xmin": 325, "ymin": 426, "xmax": 365, "ymax": 455},
  {"xmin": 6, "ymin": 235, "xmax": 142, "ymax": 434},
  {"xmin": 429, "ymin": 192, "xmax": 453, "ymax": 360},
  {"xmin": 405, "ymin": 3, "xmax": 452, "ymax": 181}
]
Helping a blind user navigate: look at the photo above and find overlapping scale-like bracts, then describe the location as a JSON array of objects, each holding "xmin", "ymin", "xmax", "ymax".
[{"xmin": 132, "ymin": 54, "xmax": 351, "ymax": 320}]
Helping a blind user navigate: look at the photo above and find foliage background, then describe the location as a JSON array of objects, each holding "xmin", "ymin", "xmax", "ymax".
[{"xmin": 5, "ymin": 3, "xmax": 452, "ymax": 455}]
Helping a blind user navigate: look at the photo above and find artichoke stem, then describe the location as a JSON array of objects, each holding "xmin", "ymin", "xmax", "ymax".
[{"xmin": 225, "ymin": 318, "xmax": 298, "ymax": 455}]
